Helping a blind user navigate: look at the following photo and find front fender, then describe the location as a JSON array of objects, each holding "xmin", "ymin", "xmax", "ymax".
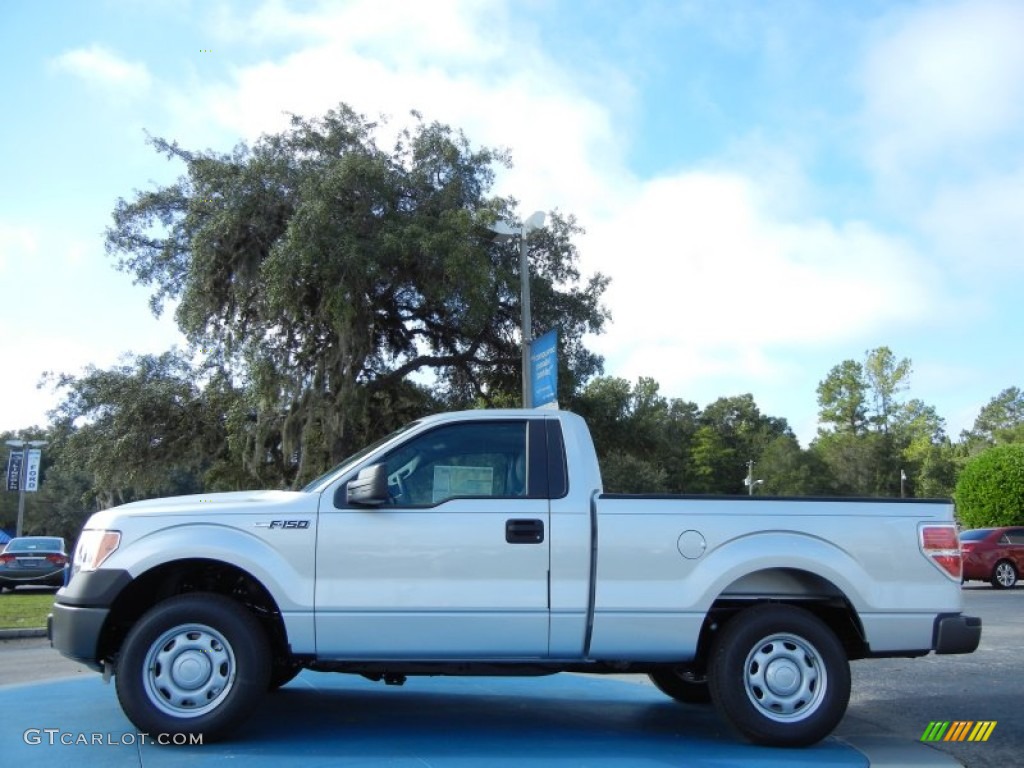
[{"xmin": 107, "ymin": 523, "xmax": 315, "ymax": 613}]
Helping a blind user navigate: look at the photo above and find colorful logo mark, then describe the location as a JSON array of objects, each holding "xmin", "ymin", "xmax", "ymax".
[{"xmin": 921, "ymin": 721, "xmax": 996, "ymax": 742}]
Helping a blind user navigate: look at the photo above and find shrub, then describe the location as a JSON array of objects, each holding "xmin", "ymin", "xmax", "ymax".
[{"xmin": 955, "ymin": 444, "xmax": 1024, "ymax": 528}]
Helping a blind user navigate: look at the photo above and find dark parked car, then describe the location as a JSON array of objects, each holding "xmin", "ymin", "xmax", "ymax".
[
  {"xmin": 0, "ymin": 536, "xmax": 67, "ymax": 591},
  {"xmin": 960, "ymin": 527, "xmax": 1024, "ymax": 589}
]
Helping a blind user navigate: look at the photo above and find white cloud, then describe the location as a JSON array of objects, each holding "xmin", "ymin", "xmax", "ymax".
[
  {"xmin": 0, "ymin": 220, "xmax": 186, "ymax": 431},
  {"xmin": 154, "ymin": 0, "xmax": 943, "ymax": 418},
  {"xmin": 66, "ymin": 241, "xmax": 88, "ymax": 267},
  {"xmin": 0, "ymin": 322, "xmax": 187, "ymax": 433},
  {"xmin": 862, "ymin": 0, "xmax": 1024, "ymax": 175},
  {"xmin": 0, "ymin": 223, "xmax": 39, "ymax": 272},
  {"xmin": 51, "ymin": 44, "xmax": 152, "ymax": 95},
  {"xmin": 858, "ymin": 0, "xmax": 1024, "ymax": 287},
  {"xmin": 170, "ymin": 1, "xmax": 624, "ymax": 219},
  {"xmin": 0, "ymin": 337, "xmax": 100, "ymax": 431},
  {"xmin": 210, "ymin": 0, "xmax": 509, "ymax": 64},
  {"xmin": 585, "ymin": 170, "xmax": 932, "ymax": 395},
  {"xmin": 919, "ymin": 164, "xmax": 1024, "ymax": 273}
]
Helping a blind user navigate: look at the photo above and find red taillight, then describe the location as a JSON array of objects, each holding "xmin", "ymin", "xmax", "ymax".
[
  {"xmin": 920, "ymin": 524, "xmax": 962, "ymax": 581},
  {"xmin": 0, "ymin": 554, "xmax": 13, "ymax": 564},
  {"xmin": 46, "ymin": 554, "xmax": 68, "ymax": 565}
]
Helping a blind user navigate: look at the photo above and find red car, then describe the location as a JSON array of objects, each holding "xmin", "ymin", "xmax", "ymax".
[{"xmin": 960, "ymin": 527, "xmax": 1024, "ymax": 589}]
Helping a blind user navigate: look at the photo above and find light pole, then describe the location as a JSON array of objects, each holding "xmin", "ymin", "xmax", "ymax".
[
  {"xmin": 5, "ymin": 439, "xmax": 47, "ymax": 537},
  {"xmin": 487, "ymin": 211, "xmax": 546, "ymax": 408},
  {"xmin": 744, "ymin": 459, "xmax": 764, "ymax": 496}
]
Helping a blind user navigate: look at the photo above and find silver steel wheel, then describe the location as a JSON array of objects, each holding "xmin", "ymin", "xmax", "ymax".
[
  {"xmin": 995, "ymin": 561, "xmax": 1016, "ymax": 588},
  {"xmin": 142, "ymin": 623, "xmax": 237, "ymax": 718},
  {"xmin": 742, "ymin": 633, "xmax": 827, "ymax": 723}
]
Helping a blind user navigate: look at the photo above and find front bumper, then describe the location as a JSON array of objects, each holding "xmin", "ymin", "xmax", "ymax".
[
  {"xmin": 48, "ymin": 603, "xmax": 108, "ymax": 671},
  {"xmin": 47, "ymin": 568, "xmax": 132, "ymax": 671},
  {"xmin": 933, "ymin": 614, "xmax": 982, "ymax": 654}
]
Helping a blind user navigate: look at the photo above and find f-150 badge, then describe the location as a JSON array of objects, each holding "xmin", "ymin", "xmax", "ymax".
[{"xmin": 254, "ymin": 520, "xmax": 310, "ymax": 529}]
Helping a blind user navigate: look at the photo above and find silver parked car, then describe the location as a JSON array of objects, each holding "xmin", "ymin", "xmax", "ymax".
[{"xmin": 0, "ymin": 536, "xmax": 67, "ymax": 591}]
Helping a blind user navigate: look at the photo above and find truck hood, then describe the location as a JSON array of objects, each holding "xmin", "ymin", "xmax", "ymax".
[
  {"xmin": 87, "ymin": 490, "xmax": 316, "ymax": 526},
  {"xmin": 121, "ymin": 490, "xmax": 303, "ymax": 509}
]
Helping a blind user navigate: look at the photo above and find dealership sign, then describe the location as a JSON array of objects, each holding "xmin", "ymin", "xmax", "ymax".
[
  {"xmin": 6, "ymin": 450, "xmax": 22, "ymax": 492},
  {"xmin": 25, "ymin": 449, "xmax": 41, "ymax": 492},
  {"xmin": 530, "ymin": 329, "xmax": 558, "ymax": 409},
  {"xmin": 5, "ymin": 449, "xmax": 41, "ymax": 492}
]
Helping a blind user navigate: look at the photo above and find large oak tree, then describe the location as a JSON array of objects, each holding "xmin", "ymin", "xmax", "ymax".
[{"xmin": 106, "ymin": 105, "xmax": 608, "ymax": 487}]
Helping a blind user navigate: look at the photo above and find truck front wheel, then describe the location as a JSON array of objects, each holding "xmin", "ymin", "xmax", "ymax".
[
  {"xmin": 115, "ymin": 593, "xmax": 271, "ymax": 740},
  {"xmin": 708, "ymin": 604, "xmax": 850, "ymax": 747}
]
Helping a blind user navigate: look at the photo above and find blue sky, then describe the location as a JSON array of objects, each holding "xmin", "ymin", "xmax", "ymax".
[{"xmin": 2, "ymin": 0, "xmax": 1022, "ymax": 446}]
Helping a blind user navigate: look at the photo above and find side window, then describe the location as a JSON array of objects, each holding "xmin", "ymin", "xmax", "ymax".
[
  {"xmin": 380, "ymin": 421, "xmax": 528, "ymax": 506},
  {"xmin": 1007, "ymin": 529, "xmax": 1024, "ymax": 544},
  {"xmin": 998, "ymin": 533, "xmax": 1012, "ymax": 545}
]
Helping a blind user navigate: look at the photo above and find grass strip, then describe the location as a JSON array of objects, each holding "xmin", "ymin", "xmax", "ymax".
[{"xmin": 0, "ymin": 592, "xmax": 55, "ymax": 629}]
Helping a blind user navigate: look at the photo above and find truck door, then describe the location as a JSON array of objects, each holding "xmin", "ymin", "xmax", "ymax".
[{"xmin": 314, "ymin": 419, "xmax": 551, "ymax": 658}]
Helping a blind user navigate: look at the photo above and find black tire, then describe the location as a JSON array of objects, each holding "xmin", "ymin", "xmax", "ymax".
[
  {"xmin": 115, "ymin": 593, "xmax": 271, "ymax": 741},
  {"xmin": 268, "ymin": 659, "xmax": 302, "ymax": 691},
  {"xmin": 648, "ymin": 668, "xmax": 712, "ymax": 704},
  {"xmin": 991, "ymin": 560, "xmax": 1017, "ymax": 589},
  {"xmin": 708, "ymin": 604, "xmax": 850, "ymax": 747}
]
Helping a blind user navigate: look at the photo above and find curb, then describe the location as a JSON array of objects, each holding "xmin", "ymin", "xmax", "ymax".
[
  {"xmin": 0, "ymin": 627, "xmax": 47, "ymax": 640},
  {"xmin": 835, "ymin": 722, "xmax": 966, "ymax": 768},
  {"xmin": 837, "ymin": 734, "xmax": 964, "ymax": 767}
]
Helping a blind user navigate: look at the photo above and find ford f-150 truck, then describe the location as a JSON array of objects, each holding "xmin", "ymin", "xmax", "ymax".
[{"xmin": 50, "ymin": 409, "xmax": 981, "ymax": 747}]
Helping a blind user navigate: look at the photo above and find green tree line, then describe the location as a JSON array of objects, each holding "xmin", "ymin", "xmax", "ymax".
[
  {"xmin": 2, "ymin": 104, "xmax": 1021, "ymax": 541},
  {"xmin": 5, "ymin": 361, "xmax": 1022, "ymax": 542}
]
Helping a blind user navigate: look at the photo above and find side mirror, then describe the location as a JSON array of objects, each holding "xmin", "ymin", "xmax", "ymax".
[{"xmin": 345, "ymin": 464, "xmax": 389, "ymax": 507}]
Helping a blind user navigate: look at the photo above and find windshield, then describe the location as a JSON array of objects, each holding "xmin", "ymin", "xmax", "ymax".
[
  {"xmin": 301, "ymin": 420, "xmax": 422, "ymax": 492},
  {"xmin": 959, "ymin": 528, "xmax": 993, "ymax": 541}
]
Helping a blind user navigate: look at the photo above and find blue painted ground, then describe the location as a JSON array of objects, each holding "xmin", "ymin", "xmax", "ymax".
[{"xmin": 2, "ymin": 671, "xmax": 869, "ymax": 767}]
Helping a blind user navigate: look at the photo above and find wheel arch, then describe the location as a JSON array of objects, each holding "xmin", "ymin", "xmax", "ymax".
[
  {"xmin": 690, "ymin": 567, "xmax": 870, "ymax": 671},
  {"xmin": 98, "ymin": 558, "xmax": 290, "ymax": 664}
]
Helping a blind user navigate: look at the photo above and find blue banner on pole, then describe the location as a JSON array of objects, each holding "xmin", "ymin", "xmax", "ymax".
[
  {"xmin": 6, "ymin": 451, "xmax": 23, "ymax": 492},
  {"xmin": 530, "ymin": 329, "xmax": 558, "ymax": 409}
]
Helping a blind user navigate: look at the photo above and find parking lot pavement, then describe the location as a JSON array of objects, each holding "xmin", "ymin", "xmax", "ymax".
[
  {"xmin": 1, "ymin": 668, "xmax": 968, "ymax": 767},
  {"xmin": 0, "ymin": 637, "xmax": 92, "ymax": 685},
  {"xmin": 843, "ymin": 586, "xmax": 1021, "ymax": 768}
]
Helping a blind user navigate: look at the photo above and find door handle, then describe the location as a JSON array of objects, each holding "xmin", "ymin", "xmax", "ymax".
[{"xmin": 506, "ymin": 518, "xmax": 544, "ymax": 544}]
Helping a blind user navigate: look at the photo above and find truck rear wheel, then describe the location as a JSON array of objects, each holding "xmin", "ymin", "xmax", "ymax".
[
  {"xmin": 648, "ymin": 668, "xmax": 712, "ymax": 704},
  {"xmin": 708, "ymin": 604, "xmax": 850, "ymax": 747},
  {"xmin": 115, "ymin": 593, "xmax": 270, "ymax": 740}
]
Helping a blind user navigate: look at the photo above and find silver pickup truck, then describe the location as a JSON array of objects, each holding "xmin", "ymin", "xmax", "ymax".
[{"xmin": 50, "ymin": 409, "xmax": 980, "ymax": 747}]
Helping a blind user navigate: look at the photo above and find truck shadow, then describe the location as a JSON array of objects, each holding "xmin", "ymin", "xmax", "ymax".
[{"xmin": 229, "ymin": 674, "xmax": 860, "ymax": 766}]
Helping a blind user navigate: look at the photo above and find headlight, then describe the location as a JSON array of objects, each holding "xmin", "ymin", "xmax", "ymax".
[{"xmin": 73, "ymin": 530, "xmax": 121, "ymax": 573}]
